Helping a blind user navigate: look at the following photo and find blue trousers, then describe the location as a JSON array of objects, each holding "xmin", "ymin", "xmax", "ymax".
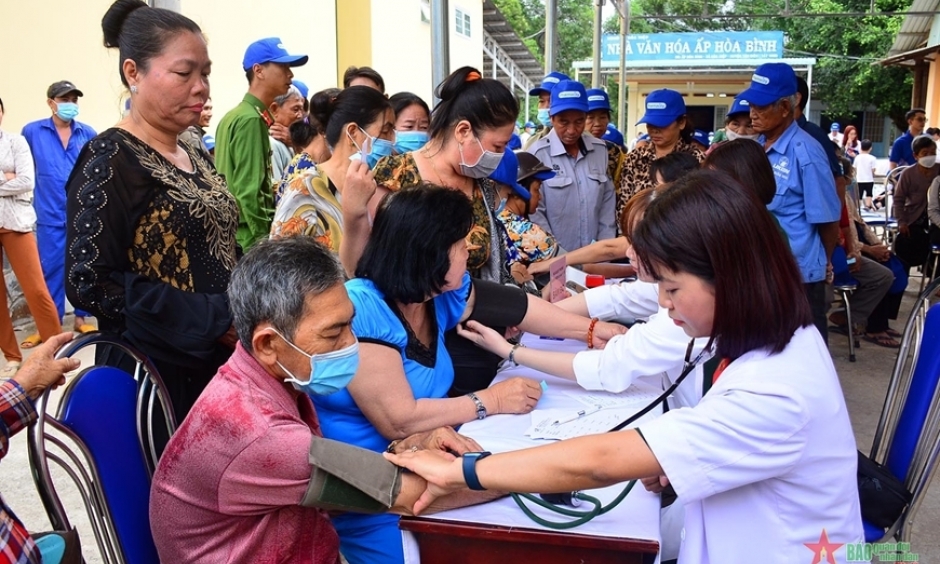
[
  {"xmin": 36, "ymin": 223, "xmax": 89, "ymax": 321},
  {"xmin": 331, "ymin": 512, "xmax": 404, "ymax": 564}
]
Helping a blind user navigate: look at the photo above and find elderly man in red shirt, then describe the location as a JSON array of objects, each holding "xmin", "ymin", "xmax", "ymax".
[{"xmin": 149, "ymin": 236, "xmax": 491, "ymax": 563}]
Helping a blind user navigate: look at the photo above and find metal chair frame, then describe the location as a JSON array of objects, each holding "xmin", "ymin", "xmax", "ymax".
[
  {"xmin": 832, "ymin": 283, "xmax": 859, "ymax": 362},
  {"xmin": 868, "ymin": 166, "xmax": 906, "ymax": 244},
  {"xmin": 27, "ymin": 332, "xmax": 177, "ymax": 564},
  {"xmin": 868, "ymin": 277, "xmax": 940, "ymax": 542}
]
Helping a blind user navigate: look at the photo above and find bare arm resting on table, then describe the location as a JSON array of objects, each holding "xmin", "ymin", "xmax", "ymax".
[
  {"xmin": 527, "ymin": 237, "xmax": 629, "ymax": 276},
  {"xmin": 386, "ymin": 430, "xmax": 661, "ymax": 514}
]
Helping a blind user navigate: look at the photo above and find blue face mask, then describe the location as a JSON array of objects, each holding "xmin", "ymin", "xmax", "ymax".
[
  {"xmin": 273, "ymin": 330, "xmax": 360, "ymax": 396},
  {"xmin": 55, "ymin": 102, "xmax": 79, "ymax": 122},
  {"xmin": 394, "ymin": 130, "xmax": 429, "ymax": 154},
  {"xmin": 536, "ymin": 108, "xmax": 551, "ymax": 128},
  {"xmin": 348, "ymin": 127, "xmax": 395, "ymax": 169}
]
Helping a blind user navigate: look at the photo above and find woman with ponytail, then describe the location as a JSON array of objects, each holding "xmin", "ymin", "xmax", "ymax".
[
  {"xmin": 65, "ymin": 0, "xmax": 239, "ymax": 422},
  {"xmin": 271, "ymin": 85, "xmax": 393, "ymax": 275},
  {"xmin": 371, "ymin": 66, "xmax": 522, "ymax": 397}
]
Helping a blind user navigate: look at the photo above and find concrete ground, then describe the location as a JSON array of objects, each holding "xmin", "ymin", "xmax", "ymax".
[{"xmin": 1, "ymin": 287, "xmax": 939, "ymax": 562}]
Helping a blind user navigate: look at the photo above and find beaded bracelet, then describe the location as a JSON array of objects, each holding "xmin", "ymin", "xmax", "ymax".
[
  {"xmin": 508, "ymin": 343, "xmax": 526, "ymax": 366},
  {"xmin": 587, "ymin": 318, "xmax": 599, "ymax": 349}
]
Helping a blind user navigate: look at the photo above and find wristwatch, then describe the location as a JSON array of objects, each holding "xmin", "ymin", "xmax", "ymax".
[
  {"xmin": 462, "ymin": 451, "xmax": 492, "ymax": 490},
  {"xmin": 466, "ymin": 392, "xmax": 487, "ymax": 420}
]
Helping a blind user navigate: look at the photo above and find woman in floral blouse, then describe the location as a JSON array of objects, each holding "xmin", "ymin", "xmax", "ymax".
[
  {"xmin": 619, "ymin": 89, "xmax": 704, "ymax": 221},
  {"xmin": 271, "ymin": 86, "xmax": 393, "ymax": 275}
]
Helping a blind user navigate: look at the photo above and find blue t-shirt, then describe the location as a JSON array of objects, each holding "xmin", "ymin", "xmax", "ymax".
[
  {"xmin": 313, "ymin": 272, "xmax": 472, "ymax": 453},
  {"xmin": 21, "ymin": 118, "xmax": 96, "ymax": 227},
  {"xmin": 889, "ymin": 130, "xmax": 916, "ymax": 167},
  {"xmin": 762, "ymin": 121, "xmax": 842, "ymax": 284}
]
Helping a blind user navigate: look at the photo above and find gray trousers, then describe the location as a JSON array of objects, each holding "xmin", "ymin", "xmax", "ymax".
[{"xmin": 842, "ymin": 256, "xmax": 894, "ymax": 328}]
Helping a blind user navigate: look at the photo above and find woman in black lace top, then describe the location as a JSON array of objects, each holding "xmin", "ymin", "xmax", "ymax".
[{"xmin": 65, "ymin": 0, "xmax": 238, "ymax": 421}]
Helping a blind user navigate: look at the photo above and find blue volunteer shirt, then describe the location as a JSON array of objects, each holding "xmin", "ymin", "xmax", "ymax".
[
  {"xmin": 21, "ymin": 117, "xmax": 97, "ymax": 227},
  {"xmin": 889, "ymin": 130, "xmax": 915, "ymax": 167},
  {"xmin": 762, "ymin": 120, "xmax": 841, "ymax": 284}
]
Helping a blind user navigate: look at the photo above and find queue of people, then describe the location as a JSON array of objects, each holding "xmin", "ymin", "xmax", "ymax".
[{"xmin": 1, "ymin": 0, "xmax": 930, "ymax": 562}]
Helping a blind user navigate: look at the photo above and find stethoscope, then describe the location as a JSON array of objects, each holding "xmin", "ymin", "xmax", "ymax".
[{"xmin": 511, "ymin": 338, "xmax": 714, "ymax": 529}]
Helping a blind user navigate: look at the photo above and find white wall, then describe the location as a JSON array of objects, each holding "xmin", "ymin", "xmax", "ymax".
[
  {"xmin": 0, "ymin": 0, "xmax": 124, "ymax": 134},
  {"xmin": 185, "ymin": 0, "xmax": 337, "ymax": 136}
]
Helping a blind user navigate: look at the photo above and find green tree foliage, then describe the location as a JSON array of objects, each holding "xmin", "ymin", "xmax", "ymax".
[
  {"xmin": 497, "ymin": 0, "xmax": 915, "ymax": 131},
  {"xmin": 627, "ymin": 0, "xmax": 913, "ymax": 129}
]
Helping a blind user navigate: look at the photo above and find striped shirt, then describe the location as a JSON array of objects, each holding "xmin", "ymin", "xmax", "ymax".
[{"xmin": 0, "ymin": 380, "xmax": 39, "ymax": 564}]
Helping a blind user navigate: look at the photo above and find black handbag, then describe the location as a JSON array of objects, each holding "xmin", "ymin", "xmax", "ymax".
[
  {"xmin": 893, "ymin": 216, "xmax": 931, "ymax": 267},
  {"xmin": 857, "ymin": 451, "xmax": 913, "ymax": 529}
]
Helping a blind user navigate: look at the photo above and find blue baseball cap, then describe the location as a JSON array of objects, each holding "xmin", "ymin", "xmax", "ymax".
[
  {"xmin": 203, "ymin": 134, "xmax": 215, "ymax": 151},
  {"xmin": 292, "ymin": 80, "xmax": 309, "ymax": 100},
  {"xmin": 738, "ymin": 62, "xmax": 797, "ymax": 107},
  {"xmin": 508, "ymin": 132, "xmax": 522, "ymax": 151},
  {"xmin": 586, "ymin": 88, "xmax": 612, "ymax": 113},
  {"xmin": 550, "ymin": 80, "xmax": 588, "ymax": 116},
  {"xmin": 636, "ymin": 89, "xmax": 686, "ymax": 128},
  {"xmin": 692, "ymin": 130, "xmax": 710, "ymax": 148},
  {"xmin": 831, "ymin": 123, "xmax": 841, "ymax": 131},
  {"xmin": 489, "ymin": 150, "xmax": 531, "ymax": 201},
  {"xmin": 243, "ymin": 37, "xmax": 308, "ymax": 71},
  {"xmin": 524, "ymin": 121, "xmax": 536, "ymax": 129},
  {"xmin": 638, "ymin": 133, "xmax": 650, "ymax": 141},
  {"xmin": 529, "ymin": 71, "xmax": 571, "ymax": 97},
  {"xmin": 727, "ymin": 96, "xmax": 750, "ymax": 118},
  {"xmin": 602, "ymin": 124, "xmax": 625, "ymax": 146}
]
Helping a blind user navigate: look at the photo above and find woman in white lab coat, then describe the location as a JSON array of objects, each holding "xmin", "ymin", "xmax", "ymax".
[{"xmin": 388, "ymin": 169, "xmax": 863, "ymax": 564}]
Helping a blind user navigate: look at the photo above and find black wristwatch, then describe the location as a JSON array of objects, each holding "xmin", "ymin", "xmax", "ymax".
[{"xmin": 462, "ymin": 451, "xmax": 492, "ymax": 491}]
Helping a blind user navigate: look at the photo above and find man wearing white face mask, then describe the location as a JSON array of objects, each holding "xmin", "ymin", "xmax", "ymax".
[
  {"xmin": 527, "ymin": 80, "xmax": 616, "ymax": 252},
  {"xmin": 21, "ymin": 81, "xmax": 97, "ymax": 340},
  {"xmin": 150, "ymin": 236, "xmax": 497, "ymax": 563}
]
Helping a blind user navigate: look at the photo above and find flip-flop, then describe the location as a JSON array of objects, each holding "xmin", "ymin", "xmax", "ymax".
[
  {"xmin": 20, "ymin": 334, "xmax": 42, "ymax": 349},
  {"xmin": 885, "ymin": 328, "xmax": 902, "ymax": 339},
  {"xmin": 863, "ymin": 333, "xmax": 901, "ymax": 349},
  {"xmin": 73, "ymin": 324, "xmax": 96, "ymax": 334}
]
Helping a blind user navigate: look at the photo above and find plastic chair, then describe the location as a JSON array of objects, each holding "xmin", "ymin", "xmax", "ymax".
[
  {"xmin": 27, "ymin": 333, "xmax": 176, "ymax": 564},
  {"xmin": 866, "ymin": 277, "xmax": 940, "ymax": 542}
]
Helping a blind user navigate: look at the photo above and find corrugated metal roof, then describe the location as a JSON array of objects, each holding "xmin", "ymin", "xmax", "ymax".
[
  {"xmin": 481, "ymin": 0, "xmax": 544, "ymax": 88},
  {"xmin": 885, "ymin": 0, "xmax": 940, "ymax": 58}
]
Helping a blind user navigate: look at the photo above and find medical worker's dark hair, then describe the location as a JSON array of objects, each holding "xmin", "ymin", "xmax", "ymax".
[{"xmin": 631, "ymin": 169, "xmax": 812, "ymax": 360}]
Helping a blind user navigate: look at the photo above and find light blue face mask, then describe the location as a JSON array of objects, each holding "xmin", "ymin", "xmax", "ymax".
[
  {"xmin": 394, "ymin": 130, "xmax": 429, "ymax": 154},
  {"xmin": 348, "ymin": 127, "xmax": 395, "ymax": 169},
  {"xmin": 536, "ymin": 108, "xmax": 551, "ymax": 128},
  {"xmin": 55, "ymin": 102, "xmax": 79, "ymax": 122},
  {"xmin": 272, "ymin": 330, "xmax": 360, "ymax": 396}
]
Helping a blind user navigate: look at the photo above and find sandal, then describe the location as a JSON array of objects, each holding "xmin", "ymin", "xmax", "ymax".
[
  {"xmin": 20, "ymin": 334, "xmax": 42, "ymax": 349},
  {"xmin": 0, "ymin": 361, "xmax": 21, "ymax": 378},
  {"xmin": 885, "ymin": 328, "xmax": 902, "ymax": 339},
  {"xmin": 73, "ymin": 324, "xmax": 96, "ymax": 334},
  {"xmin": 863, "ymin": 333, "xmax": 901, "ymax": 349},
  {"xmin": 828, "ymin": 312, "xmax": 848, "ymax": 327}
]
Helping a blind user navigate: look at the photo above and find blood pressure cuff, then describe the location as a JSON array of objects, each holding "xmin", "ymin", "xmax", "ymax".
[
  {"xmin": 467, "ymin": 279, "xmax": 529, "ymax": 327},
  {"xmin": 301, "ymin": 437, "xmax": 402, "ymax": 514}
]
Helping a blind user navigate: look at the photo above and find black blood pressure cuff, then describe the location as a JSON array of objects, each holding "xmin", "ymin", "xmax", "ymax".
[
  {"xmin": 467, "ymin": 279, "xmax": 529, "ymax": 327},
  {"xmin": 301, "ymin": 437, "xmax": 402, "ymax": 514}
]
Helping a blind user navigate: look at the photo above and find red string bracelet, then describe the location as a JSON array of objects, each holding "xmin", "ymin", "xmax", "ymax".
[{"xmin": 587, "ymin": 318, "xmax": 599, "ymax": 349}]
